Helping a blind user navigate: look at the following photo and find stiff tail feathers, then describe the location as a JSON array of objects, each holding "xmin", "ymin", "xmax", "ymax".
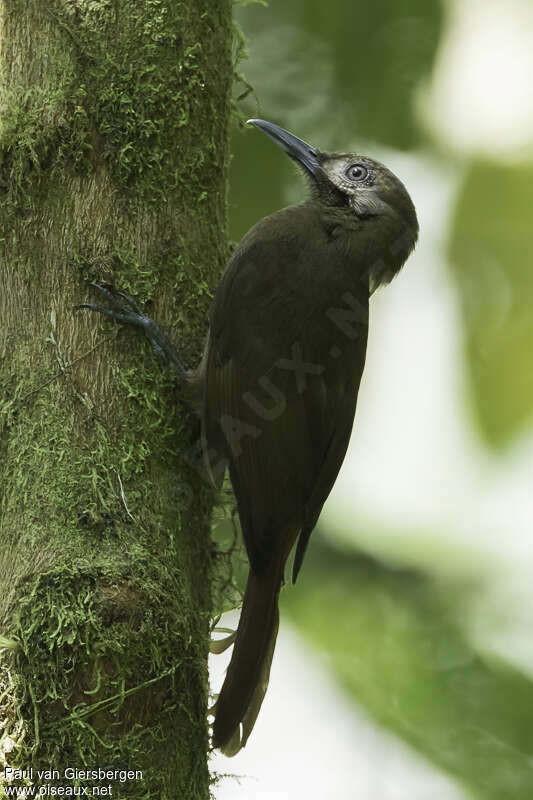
[{"xmin": 212, "ymin": 563, "xmax": 282, "ymax": 755}]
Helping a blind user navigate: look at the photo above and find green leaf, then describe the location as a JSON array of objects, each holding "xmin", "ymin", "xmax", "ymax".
[
  {"xmin": 448, "ymin": 160, "xmax": 533, "ymax": 446},
  {"xmin": 283, "ymin": 537, "xmax": 533, "ymax": 799},
  {"xmin": 235, "ymin": 0, "xmax": 443, "ymax": 150}
]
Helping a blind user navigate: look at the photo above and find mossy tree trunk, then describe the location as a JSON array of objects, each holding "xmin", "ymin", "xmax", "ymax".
[{"xmin": 0, "ymin": 1, "xmax": 232, "ymax": 796}]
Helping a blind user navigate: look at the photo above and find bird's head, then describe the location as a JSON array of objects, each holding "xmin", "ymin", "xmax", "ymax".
[{"xmin": 247, "ymin": 118, "xmax": 418, "ymax": 247}]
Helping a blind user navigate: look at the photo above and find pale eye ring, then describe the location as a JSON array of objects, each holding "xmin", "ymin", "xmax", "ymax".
[{"xmin": 345, "ymin": 164, "xmax": 368, "ymax": 182}]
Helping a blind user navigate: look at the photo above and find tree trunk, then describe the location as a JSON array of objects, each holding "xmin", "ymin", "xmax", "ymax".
[{"xmin": 0, "ymin": 1, "xmax": 232, "ymax": 797}]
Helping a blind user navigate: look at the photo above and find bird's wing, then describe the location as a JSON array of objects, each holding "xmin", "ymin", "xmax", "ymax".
[{"xmin": 204, "ymin": 205, "xmax": 368, "ymax": 572}]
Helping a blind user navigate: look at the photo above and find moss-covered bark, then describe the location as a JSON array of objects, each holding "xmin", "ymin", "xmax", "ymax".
[{"xmin": 0, "ymin": 1, "xmax": 232, "ymax": 796}]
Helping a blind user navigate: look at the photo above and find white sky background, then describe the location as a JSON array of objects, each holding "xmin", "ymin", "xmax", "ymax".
[
  {"xmin": 210, "ymin": 621, "xmax": 470, "ymax": 800},
  {"xmin": 422, "ymin": 0, "xmax": 533, "ymax": 159},
  {"xmin": 326, "ymin": 0, "xmax": 533, "ymax": 672},
  {"xmin": 212, "ymin": 2, "xmax": 533, "ymax": 797}
]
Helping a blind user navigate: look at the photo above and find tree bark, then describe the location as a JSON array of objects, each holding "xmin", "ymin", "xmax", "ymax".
[{"xmin": 0, "ymin": 1, "xmax": 231, "ymax": 797}]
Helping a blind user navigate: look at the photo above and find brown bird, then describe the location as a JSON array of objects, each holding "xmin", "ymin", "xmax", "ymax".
[{"xmin": 78, "ymin": 119, "xmax": 418, "ymax": 756}]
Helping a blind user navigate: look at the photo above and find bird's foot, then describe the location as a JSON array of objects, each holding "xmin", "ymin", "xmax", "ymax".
[{"xmin": 75, "ymin": 283, "xmax": 188, "ymax": 378}]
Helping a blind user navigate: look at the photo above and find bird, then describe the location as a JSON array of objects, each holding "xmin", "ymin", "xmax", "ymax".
[{"xmin": 77, "ymin": 119, "xmax": 419, "ymax": 756}]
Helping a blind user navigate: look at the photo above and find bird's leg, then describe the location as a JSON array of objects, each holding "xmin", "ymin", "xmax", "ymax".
[{"xmin": 76, "ymin": 283, "xmax": 189, "ymax": 381}]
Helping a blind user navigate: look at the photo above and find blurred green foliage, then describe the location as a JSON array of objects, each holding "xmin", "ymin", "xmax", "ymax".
[
  {"xmin": 230, "ymin": 0, "xmax": 443, "ymax": 238},
  {"xmin": 235, "ymin": 0, "xmax": 443, "ymax": 148},
  {"xmin": 232, "ymin": 1, "xmax": 533, "ymax": 452},
  {"xmin": 449, "ymin": 162, "xmax": 533, "ymax": 446},
  {"xmin": 225, "ymin": 1, "xmax": 533, "ymax": 794},
  {"xmin": 283, "ymin": 538, "xmax": 533, "ymax": 799}
]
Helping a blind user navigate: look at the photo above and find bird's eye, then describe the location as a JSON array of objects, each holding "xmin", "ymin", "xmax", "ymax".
[{"xmin": 346, "ymin": 164, "xmax": 368, "ymax": 182}]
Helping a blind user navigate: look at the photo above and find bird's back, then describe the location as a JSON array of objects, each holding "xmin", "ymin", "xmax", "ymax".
[{"xmin": 204, "ymin": 202, "xmax": 369, "ymax": 574}]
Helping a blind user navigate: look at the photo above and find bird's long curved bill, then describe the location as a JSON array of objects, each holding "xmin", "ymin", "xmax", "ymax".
[{"xmin": 247, "ymin": 119, "xmax": 321, "ymax": 175}]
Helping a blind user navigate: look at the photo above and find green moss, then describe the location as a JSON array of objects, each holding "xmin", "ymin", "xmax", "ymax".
[
  {"xmin": 1, "ymin": 0, "xmax": 232, "ymax": 212},
  {"xmin": 0, "ymin": 84, "xmax": 89, "ymax": 213},
  {"xmin": 0, "ymin": 358, "xmax": 213, "ymax": 795},
  {"xmin": 0, "ymin": 0, "xmax": 233, "ymax": 795},
  {"xmin": 2, "ymin": 559, "xmax": 209, "ymax": 796}
]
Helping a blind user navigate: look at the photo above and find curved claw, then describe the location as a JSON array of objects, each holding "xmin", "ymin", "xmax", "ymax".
[
  {"xmin": 75, "ymin": 282, "xmax": 188, "ymax": 379},
  {"xmin": 113, "ymin": 289, "xmax": 142, "ymax": 315},
  {"xmin": 74, "ymin": 302, "xmax": 142, "ymax": 327},
  {"xmin": 85, "ymin": 283, "xmax": 141, "ymax": 315}
]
